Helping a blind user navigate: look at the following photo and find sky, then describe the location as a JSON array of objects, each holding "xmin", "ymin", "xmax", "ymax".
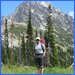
[{"xmin": 1, "ymin": 1, "xmax": 74, "ymax": 17}]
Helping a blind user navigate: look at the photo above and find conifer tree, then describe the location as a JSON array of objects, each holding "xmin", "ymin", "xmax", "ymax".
[
  {"xmin": 4, "ymin": 19, "xmax": 10, "ymax": 63},
  {"xmin": 26, "ymin": 9, "xmax": 34, "ymax": 65},
  {"xmin": 44, "ymin": 30, "xmax": 50, "ymax": 67},
  {"xmin": 46, "ymin": 5, "xmax": 58, "ymax": 66},
  {"xmin": 21, "ymin": 33, "xmax": 26, "ymax": 65},
  {"xmin": 2, "ymin": 41, "xmax": 5, "ymax": 64}
]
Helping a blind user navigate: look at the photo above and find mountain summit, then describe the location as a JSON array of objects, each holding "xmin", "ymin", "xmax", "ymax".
[{"xmin": 2, "ymin": 1, "xmax": 74, "ymax": 50}]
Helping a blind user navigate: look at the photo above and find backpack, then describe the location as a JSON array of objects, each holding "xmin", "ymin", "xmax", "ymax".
[{"xmin": 40, "ymin": 38, "xmax": 46, "ymax": 46}]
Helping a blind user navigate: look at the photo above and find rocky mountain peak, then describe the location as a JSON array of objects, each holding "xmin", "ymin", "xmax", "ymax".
[{"xmin": 2, "ymin": 1, "xmax": 74, "ymax": 48}]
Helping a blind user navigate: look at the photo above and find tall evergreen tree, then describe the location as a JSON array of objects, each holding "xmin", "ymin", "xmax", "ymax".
[
  {"xmin": 4, "ymin": 19, "xmax": 10, "ymax": 63},
  {"xmin": 21, "ymin": 33, "xmax": 26, "ymax": 65},
  {"xmin": 26, "ymin": 9, "xmax": 34, "ymax": 65},
  {"xmin": 2, "ymin": 41, "xmax": 5, "ymax": 64},
  {"xmin": 46, "ymin": 5, "xmax": 58, "ymax": 66},
  {"xmin": 44, "ymin": 30, "xmax": 50, "ymax": 67}
]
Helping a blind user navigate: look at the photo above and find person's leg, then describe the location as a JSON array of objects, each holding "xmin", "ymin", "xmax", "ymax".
[
  {"xmin": 41, "ymin": 68, "xmax": 44, "ymax": 74},
  {"xmin": 36, "ymin": 57, "xmax": 41, "ymax": 74},
  {"xmin": 37, "ymin": 68, "xmax": 40, "ymax": 74},
  {"xmin": 36, "ymin": 55, "xmax": 44, "ymax": 74},
  {"xmin": 35, "ymin": 56, "xmax": 40, "ymax": 74},
  {"xmin": 38, "ymin": 68, "xmax": 44, "ymax": 74},
  {"xmin": 39, "ymin": 55, "xmax": 44, "ymax": 74}
]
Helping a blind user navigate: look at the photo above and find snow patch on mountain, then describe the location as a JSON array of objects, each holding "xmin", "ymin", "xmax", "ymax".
[
  {"xmin": 40, "ymin": 1, "xmax": 49, "ymax": 7},
  {"xmin": 68, "ymin": 11, "xmax": 74, "ymax": 19}
]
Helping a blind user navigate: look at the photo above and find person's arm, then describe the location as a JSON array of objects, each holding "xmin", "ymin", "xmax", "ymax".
[
  {"xmin": 42, "ymin": 44, "xmax": 46, "ymax": 56},
  {"xmin": 43, "ymin": 49, "xmax": 46, "ymax": 56}
]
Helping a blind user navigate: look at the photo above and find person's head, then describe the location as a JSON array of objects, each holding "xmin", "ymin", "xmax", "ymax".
[{"xmin": 36, "ymin": 37, "xmax": 40, "ymax": 44}]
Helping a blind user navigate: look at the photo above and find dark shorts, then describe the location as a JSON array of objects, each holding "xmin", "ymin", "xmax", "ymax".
[{"xmin": 35, "ymin": 54, "xmax": 44, "ymax": 68}]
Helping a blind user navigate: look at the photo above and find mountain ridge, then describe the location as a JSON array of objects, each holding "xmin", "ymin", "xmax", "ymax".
[{"xmin": 2, "ymin": 1, "xmax": 74, "ymax": 49}]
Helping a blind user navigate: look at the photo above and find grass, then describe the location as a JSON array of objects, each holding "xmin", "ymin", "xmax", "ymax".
[
  {"xmin": 2, "ymin": 65, "xmax": 74, "ymax": 74},
  {"xmin": 45, "ymin": 67, "xmax": 74, "ymax": 74}
]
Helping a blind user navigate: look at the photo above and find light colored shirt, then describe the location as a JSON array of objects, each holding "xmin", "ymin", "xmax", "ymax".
[{"xmin": 35, "ymin": 43, "xmax": 46, "ymax": 54}]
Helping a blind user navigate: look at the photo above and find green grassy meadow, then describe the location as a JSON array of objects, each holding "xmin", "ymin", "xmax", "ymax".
[{"xmin": 2, "ymin": 65, "xmax": 74, "ymax": 74}]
